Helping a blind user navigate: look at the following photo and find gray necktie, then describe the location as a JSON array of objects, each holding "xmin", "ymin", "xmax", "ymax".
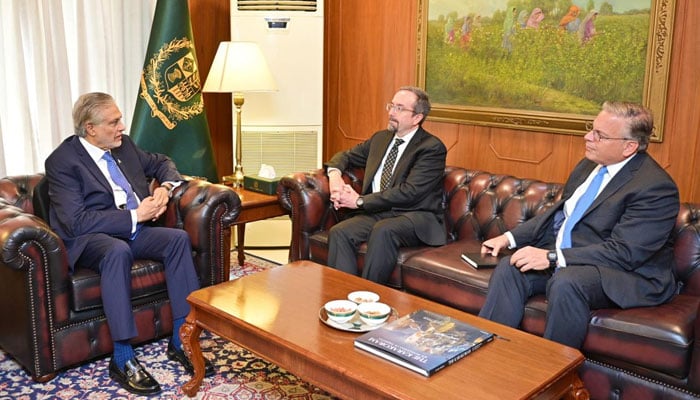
[{"xmin": 380, "ymin": 138, "xmax": 404, "ymax": 190}]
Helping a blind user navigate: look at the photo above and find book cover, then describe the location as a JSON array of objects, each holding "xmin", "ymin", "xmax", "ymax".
[
  {"xmin": 460, "ymin": 252, "xmax": 503, "ymax": 269},
  {"xmin": 354, "ymin": 309, "xmax": 494, "ymax": 376}
]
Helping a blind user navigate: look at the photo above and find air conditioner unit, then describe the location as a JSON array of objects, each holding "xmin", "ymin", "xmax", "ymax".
[
  {"xmin": 231, "ymin": 0, "xmax": 323, "ymax": 178},
  {"xmin": 231, "ymin": 0, "xmax": 323, "ymax": 250}
]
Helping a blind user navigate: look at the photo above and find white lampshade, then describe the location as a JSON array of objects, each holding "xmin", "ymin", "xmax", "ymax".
[{"xmin": 203, "ymin": 41, "xmax": 277, "ymax": 93}]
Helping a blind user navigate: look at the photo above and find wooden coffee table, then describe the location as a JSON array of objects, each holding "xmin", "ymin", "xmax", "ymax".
[{"xmin": 180, "ymin": 261, "xmax": 589, "ymax": 399}]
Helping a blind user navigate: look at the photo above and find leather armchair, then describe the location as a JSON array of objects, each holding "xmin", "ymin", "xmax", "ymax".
[{"xmin": 0, "ymin": 174, "xmax": 240, "ymax": 381}]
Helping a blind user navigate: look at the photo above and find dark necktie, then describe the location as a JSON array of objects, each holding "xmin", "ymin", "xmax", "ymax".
[
  {"xmin": 102, "ymin": 152, "xmax": 138, "ymax": 210},
  {"xmin": 380, "ymin": 138, "xmax": 405, "ymax": 190},
  {"xmin": 560, "ymin": 166, "xmax": 608, "ymax": 249}
]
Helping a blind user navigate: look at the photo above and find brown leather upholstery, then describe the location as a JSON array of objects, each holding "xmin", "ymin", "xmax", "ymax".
[
  {"xmin": 278, "ymin": 166, "xmax": 700, "ymax": 399},
  {"xmin": 0, "ymin": 174, "xmax": 240, "ymax": 381}
]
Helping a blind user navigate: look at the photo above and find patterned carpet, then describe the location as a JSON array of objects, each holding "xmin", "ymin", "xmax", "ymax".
[{"xmin": 0, "ymin": 252, "xmax": 340, "ymax": 400}]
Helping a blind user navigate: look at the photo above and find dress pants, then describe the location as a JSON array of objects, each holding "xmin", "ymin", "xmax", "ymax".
[
  {"xmin": 327, "ymin": 211, "xmax": 421, "ymax": 284},
  {"xmin": 478, "ymin": 256, "xmax": 615, "ymax": 348},
  {"xmin": 76, "ymin": 226, "xmax": 200, "ymax": 341}
]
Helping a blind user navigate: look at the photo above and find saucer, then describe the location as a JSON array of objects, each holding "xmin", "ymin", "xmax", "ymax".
[{"xmin": 319, "ymin": 307, "xmax": 398, "ymax": 332}]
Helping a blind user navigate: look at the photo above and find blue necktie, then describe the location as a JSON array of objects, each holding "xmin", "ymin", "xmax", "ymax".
[
  {"xmin": 560, "ymin": 166, "xmax": 608, "ymax": 249},
  {"xmin": 102, "ymin": 152, "xmax": 138, "ymax": 210},
  {"xmin": 103, "ymin": 152, "xmax": 141, "ymax": 239}
]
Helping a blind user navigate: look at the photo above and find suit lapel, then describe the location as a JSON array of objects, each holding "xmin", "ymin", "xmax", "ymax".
[
  {"xmin": 563, "ymin": 160, "xmax": 596, "ymax": 200},
  {"xmin": 71, "ymin": 137, "xmax": 113, "ymax": 193},
  {"xmin": 586, "ymin": 153, "xmax": 644, "ymax": 214},
  {"xmin": 391, "ymin": 128, "xmax": 424, "ymax": 181}
]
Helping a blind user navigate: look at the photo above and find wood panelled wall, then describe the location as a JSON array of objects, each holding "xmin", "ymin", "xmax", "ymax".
[
  {"xmin": 190, "ymin": 0, "xmax": 232, "ymax": 180},
  {"xmin": 325, "ymin": 0, "xmax": 700, "ymax": 202},
  {"xmin": 194, "ymin": 1, "xmax": 700, "ymax": 201}
]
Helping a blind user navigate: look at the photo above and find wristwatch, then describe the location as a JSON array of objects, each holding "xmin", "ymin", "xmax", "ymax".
[
  {"xmin": 355, "ymin": 196, "xmax": 364, "ymax": 208},
  {"xmin": 547, "ymin": 250, "xmax": 558, "ymax": 269}
]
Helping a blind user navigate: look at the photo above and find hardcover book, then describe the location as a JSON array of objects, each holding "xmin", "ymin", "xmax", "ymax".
[
  {"xmin": 354, "ymin": 309, "xmax": 494, "ymax": 376},
  {"xmin": 460, "ymin": 252, "xmax": 502, "ymax": 269}
]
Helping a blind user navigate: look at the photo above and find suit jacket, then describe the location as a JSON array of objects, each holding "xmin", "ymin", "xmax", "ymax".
[
  {"xmin": 510, "ymin": 153, "xmax": 679, "ymax": 308},
  {"xmin": 325, "ymin": 127, "xmax": 447, "ymax": 246},
  {"xmin": 45, "ymin": 134, "xmax": 182, "ymax": 267}
]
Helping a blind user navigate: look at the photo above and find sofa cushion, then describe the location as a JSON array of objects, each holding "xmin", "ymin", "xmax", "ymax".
[
  {"xmin": 521, "ymin": 293, "xmax": 697, "ymax": 382},
  {"xmin": 401, "ymin": 240, "xmax": 491, "ymax": 315},
  {"xmin": 70, "ymin": 260, "xmax": 167, "ymax": 312},
  {"xmin": 584, "ymin": 295, "xmax": 699, "ymax": 380}
]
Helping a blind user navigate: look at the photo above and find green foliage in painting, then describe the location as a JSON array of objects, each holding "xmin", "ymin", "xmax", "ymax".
[{"xmin": 426, "ymin": 10, "xmax": 649, "ymax": 115}]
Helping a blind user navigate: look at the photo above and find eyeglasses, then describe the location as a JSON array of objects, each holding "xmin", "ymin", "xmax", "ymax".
[
  {"xmin": 590, "ymin": 129, "xmax": 635, "ymax": 142},
  {"xmin": 385, "ymin": 103, "xmax": 415, "ymax": 114}
]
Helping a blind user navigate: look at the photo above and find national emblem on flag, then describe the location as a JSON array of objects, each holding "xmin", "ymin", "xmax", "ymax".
[{"xmin": 130, "ymin": 0, "xmax": 218, "ymax": 182}]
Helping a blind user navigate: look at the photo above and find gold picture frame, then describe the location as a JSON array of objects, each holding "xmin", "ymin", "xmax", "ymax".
[{"xmin": 416, "ymin": 0, "xmax": 676, "ymax": 141}]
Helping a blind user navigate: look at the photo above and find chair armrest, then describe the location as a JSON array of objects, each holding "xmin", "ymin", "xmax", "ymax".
[
  {"xmin": 0, "ymin": 199, "xmax": 71, "ymax": 370},
  {"xmin": 166, "ymin": 179, "xmax": 241, "ymax": 286}
]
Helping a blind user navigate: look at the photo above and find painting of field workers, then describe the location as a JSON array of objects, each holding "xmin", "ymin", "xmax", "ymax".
[{"xmin": 423, "ymin": 0, "xmax": 653, "ymax": 115}]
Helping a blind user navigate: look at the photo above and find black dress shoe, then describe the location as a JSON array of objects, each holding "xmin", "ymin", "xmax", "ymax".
[
  {"xmin": 167, "ymin": 341, "xmax": 216, "ymax": 377},
  {"xmin": 108, "ymin": 357, "xmax": 161, "ymax": 395}
]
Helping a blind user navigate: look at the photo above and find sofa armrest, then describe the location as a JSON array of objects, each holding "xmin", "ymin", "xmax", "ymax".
[
  {"xmin": 166, "ymin": 179, "xmax": 241, "ymax": 286},
  {"xmin": 278, "ymin": 169, "xmax": 334, "ymax": 261},
  {"xmin": 0, "ymin": 199, "xmax": 71, "ymax": 372}
]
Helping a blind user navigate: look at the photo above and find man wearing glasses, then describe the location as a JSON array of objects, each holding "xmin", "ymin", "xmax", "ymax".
[
  {"xmin": 324, "ymin": 86, "xmax": 447, "ymax": 284},
  {"xmin": 478, "ymin": 101, "xmax": 679, "ymax": 349}
]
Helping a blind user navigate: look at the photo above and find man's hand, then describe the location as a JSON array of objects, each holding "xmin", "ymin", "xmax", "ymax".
[
  {"xmin": 152, "ymin": 186, "xmax": 170, "ymax": 207},
  {"xmin": 509, "ymin": 246, "xmax": 550, "ymax": 272},
  {"xmin": 481, "ymin": 235, "xmax": 510, "ymax": 256},
  {"xmin": 328, "ymin": 169, "xmax": 345, "ymax": 209},
  {"xmin": 136, "ymin": 196, "xmax": 167, "ymax": 222},
  {"xmin": 332, "ymin": 184, "xmax": 361, "ymax": 209}
]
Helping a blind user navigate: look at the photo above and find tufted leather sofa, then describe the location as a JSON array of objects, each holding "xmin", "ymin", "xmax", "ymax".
[
  {"xmin": 278, "ymin": 165, "xmax": 700, "ymax": 400},
  {"xmin": 0, "ymin": 174, "xmax": 241, "ymax": 382}
]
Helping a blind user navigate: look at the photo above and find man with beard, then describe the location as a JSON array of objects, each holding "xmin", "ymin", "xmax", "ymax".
[{"xmin": 324, "ymin": 86, "xmax": 447, "ymax": 284}]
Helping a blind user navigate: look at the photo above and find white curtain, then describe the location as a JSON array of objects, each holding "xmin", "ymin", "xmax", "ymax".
[{"xmin": 0, "ymin": 0, "xmax": 157, "ymax": 176}]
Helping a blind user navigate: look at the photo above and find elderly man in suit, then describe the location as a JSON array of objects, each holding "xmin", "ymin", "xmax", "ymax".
[
  {"xmin": 45, "ymin": 92, "xmax": 214, "ymax": 395},
  {"xmin": 325, "ymin": 86, "xmax": 447, "ymax": 284},
  {"xmin": 478, "ymin": 101, "xmax": 680, "ymax": 349}
]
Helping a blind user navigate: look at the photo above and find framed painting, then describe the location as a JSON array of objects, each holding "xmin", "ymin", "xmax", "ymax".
[{"xmin": 416, "ymin": 0, "xmax": 676, "ymax": 141}]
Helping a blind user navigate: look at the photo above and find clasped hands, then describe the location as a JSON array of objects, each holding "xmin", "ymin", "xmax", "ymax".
[
  {"xmin": 481, "ymin": 235, "xmax": 550, "ymax": 272},
  {"xmin": 329, "ymin": 172, "xmax": 360, "ymax": 210},
  {"xmin": 135, "ymin": 186, "xmax": 170, "ymax": 222}
]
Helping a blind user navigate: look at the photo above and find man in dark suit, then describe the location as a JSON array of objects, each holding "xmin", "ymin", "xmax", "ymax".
[
  {"xmin": 478, "ymin": 101, "xmax": 679, "ymax": 349},
  {"xmin": 325, "ymin": 86, "xmax": 447, "ymax": 284},
  {"xmin": 45, "ymin": 92, "xmax": 214, "ymax": 395}
]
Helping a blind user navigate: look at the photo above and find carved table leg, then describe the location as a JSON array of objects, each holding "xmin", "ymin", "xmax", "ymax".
[
  {"xmin": 564, "ymin": 374, "xmax": 590, "ymax": 400},
  {"xmin": 180, "ymin": 313, "xmax": 204, "ymax": 397}
]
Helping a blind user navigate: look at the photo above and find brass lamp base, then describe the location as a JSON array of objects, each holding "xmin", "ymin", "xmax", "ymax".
[{"xmin": 222, "ymin": 168, "xmax": 244, "ymax": 188}]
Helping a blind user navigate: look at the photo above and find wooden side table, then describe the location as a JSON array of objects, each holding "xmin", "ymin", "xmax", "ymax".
[{"xmin": 230, "ymin": 187, "xmax": 287, "ymax": 267}]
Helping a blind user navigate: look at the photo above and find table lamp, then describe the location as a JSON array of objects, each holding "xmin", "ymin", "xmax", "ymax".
[{"xmin": 203, "ymin": 41, "xmax": 277, "ymax": 187}]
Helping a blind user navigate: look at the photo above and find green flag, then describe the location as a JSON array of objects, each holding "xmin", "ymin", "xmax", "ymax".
[{"xmin": 130, "ymin": 0, "xmax": 218, "ymax": 183}]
